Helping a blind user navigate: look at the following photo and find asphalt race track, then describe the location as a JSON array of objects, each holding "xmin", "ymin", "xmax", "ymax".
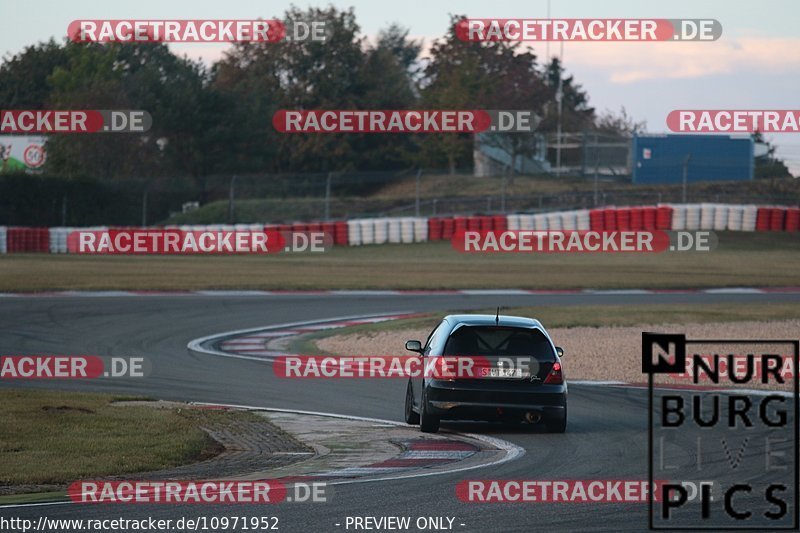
[{"xmin": 2, "ymin": 291, "xmax": 800, "ymax": 532}]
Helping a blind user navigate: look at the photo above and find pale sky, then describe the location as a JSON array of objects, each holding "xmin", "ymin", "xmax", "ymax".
[{"xmin": 3, "ymin": 0, "xmax": 800, "ymax": 174}]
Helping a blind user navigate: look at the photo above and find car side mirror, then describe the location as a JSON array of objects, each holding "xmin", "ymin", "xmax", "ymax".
[
  {"xmin": 555, "ymin": 346, "xmax": 564, "ymax": 358},
  {"xmin": 405, "ymin": 340, "xmax": 423, "ymax": 353}
]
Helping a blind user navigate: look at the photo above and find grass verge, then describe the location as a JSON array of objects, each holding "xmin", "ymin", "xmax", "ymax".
[
  {"xmin": 0, "ymin": 232, "xmax": 798, "ymax": 292},
  {"xmin": 0, "ymin": 389, "xmax": 257, "ymax": 494}
]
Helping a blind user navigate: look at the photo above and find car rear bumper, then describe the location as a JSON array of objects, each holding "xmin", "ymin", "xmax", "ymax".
[{"xmin": 425, "ymin": 379, "xmax": 567, "ymax": 420}]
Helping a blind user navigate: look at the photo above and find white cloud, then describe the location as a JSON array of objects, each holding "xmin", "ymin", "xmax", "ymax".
[{"xmin": 561, "ymin": 37, "xmax": 800, "ymax": 83}]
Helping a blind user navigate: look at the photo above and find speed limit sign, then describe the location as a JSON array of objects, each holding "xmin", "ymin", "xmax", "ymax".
[{"xmin": 23, "ymin": 144, "xmax": 46, "ymax": 168}]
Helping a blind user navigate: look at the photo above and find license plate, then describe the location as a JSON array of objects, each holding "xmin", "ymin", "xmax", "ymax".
[{"xmin": 481, "ymin": 367, "xmax": 524, "ymax": 378}]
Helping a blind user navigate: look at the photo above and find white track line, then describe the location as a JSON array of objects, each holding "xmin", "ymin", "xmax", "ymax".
[{"xmin": 186, "ymin": 313, "xmax": 413, "ymax": 360}]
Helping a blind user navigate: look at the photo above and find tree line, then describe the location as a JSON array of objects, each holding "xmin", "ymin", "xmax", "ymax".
[{"xmin": 0, "ymin": 7, "xmax": 623, "ymax": 188}]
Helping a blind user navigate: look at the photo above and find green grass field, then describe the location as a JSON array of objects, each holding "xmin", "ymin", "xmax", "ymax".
[
  {"xmin": 0, "ymin": 232, "xmax": 798, "ymax": 292},
  {"xmin": 0, "ymin": 390, "xmax": 259, "ymax": 493}
]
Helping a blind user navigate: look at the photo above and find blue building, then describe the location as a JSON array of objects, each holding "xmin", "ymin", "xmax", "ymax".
[{"xmin": 631, "ymin": 134, "xmax": 754, "ymax": 184}]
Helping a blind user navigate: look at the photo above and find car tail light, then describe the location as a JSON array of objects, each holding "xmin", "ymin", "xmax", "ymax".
[
  {"xmin": 543, "ymin": 362, "xmax": 563, "ymax": 384},
  {"xmin": 434, "ymin": 356, "xmax": 456, "ymax": 381}
]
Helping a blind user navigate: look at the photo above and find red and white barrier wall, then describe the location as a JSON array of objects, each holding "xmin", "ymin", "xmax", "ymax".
[{"xmin": 2, "ymin": 203, "xmax": 799, "ymax": 253}]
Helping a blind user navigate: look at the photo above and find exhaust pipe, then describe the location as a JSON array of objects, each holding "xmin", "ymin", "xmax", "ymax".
[{"xmin": 524, "ymin": 412, "xmax": 541, "ymax": 424}]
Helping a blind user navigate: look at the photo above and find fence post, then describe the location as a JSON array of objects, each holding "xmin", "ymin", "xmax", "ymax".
[
  {"xmin": 501, "ymin": 173, "xmax": 507, "ymax": 212},
  {"xmin": 682, "ymin": 154, "xmax": 692, "ymax": 203},
  {"xmin": 228, "ymin": 175, "xmax": 237, "ymax": 224},
  {"xmin": 415, "ymin": 168, "xmax": 422, "ymax": 217},
  {"xmin": 325, "ymin": 172, "xmax": 332, "ymax": 220},
  {"xmin": 61, "ymin": 195, "xmax": 68, "ymax": 226},
  {"xmin": 141, "ymin": 188, "xmax": 148, "ymax": 226},
  {"xmin": 593, "ymin": 133, "xmax": 600, "ymax": 207}
]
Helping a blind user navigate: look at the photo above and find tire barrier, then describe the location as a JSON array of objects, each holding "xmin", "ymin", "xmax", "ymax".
[
  {"xmin": 373, "ymin": 218, "xmax": 389, "ymax": 245},
  {"xmin": 5, "ymin": 227, "xmax": 50, "ymax": 253},
  {"xmin": 347, "ymin": 219, "xmax": 361, "ymax": 246},
  {"xmin": 786, "ymin": 208, "xmax": 800, "ymax": 232},
  {"xmin": 334, "ymin": 221, "xmax": 348, "ymax": 245},
  {"xmin": 586, "ymin": 204, "xmax": 798, "ymax": 233},
  {"xmin": 3, "ymin": 203, "xmax": 797, "ymax": 253},
  {"xmin": 442, "ymin": 218, "xmax": 454, "ymax": 240}
]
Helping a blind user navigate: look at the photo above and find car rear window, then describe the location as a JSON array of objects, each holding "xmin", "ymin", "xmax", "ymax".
[{"xmin": 442, "ymin": 326, "xmax": 555, "ymax": 361}]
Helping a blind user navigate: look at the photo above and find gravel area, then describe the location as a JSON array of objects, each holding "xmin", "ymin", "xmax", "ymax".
[{"xmin": 315, "ymin": 320, "xmax": 800, "ymax": 385}]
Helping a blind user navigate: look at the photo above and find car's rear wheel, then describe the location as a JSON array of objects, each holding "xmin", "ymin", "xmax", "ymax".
[
  {"xmin": 404, "ymin": 380, "xmax": 420, "ymax": 425},
  {"xmin": 419, "ymin": 388, "xmax": 440, "ymax": 433},
  {"xmin": 545, "ymin": 407, "xmax": 567, "ymax": 433}
]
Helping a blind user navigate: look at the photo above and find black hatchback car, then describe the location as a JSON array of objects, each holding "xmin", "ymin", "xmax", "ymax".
[{"xmin": 403, "ymin": 314, "xmax": 566, "ymax": 433}]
